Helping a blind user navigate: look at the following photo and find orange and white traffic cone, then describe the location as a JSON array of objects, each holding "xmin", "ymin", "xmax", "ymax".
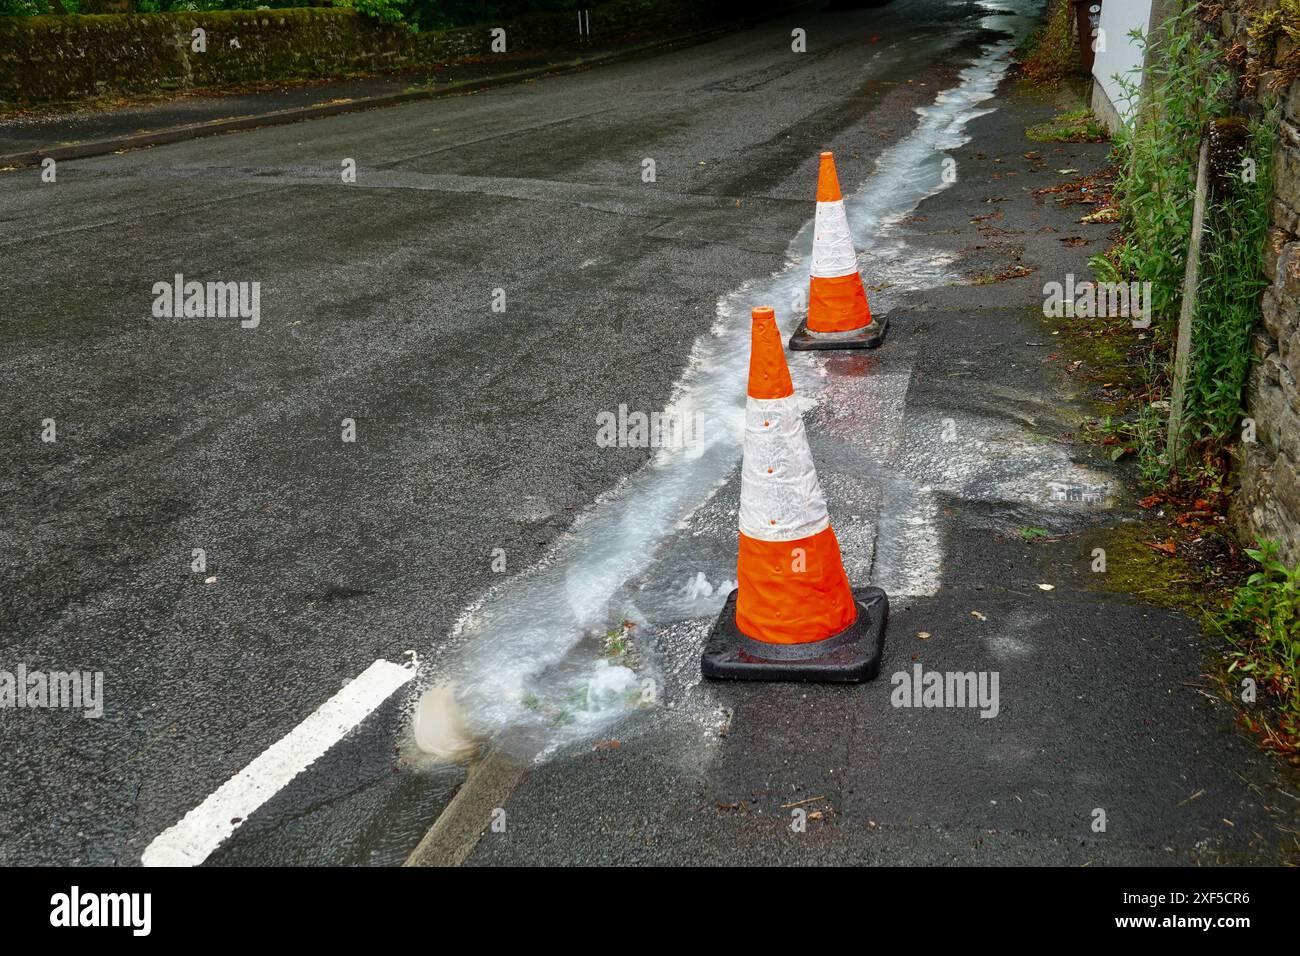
[
  {"xmin": 789, "ymin": 151, "xmax": 888, "ymax": 351},
  {"xmin": 702, "ymin": 306, "xmax": 888, "ymax": 682}
]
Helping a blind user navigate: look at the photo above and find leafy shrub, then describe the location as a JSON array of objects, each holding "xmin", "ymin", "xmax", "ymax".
[
  {"xmin": 345, "ymin": 0, "xmax": 409, "ymax": 27},
  {"xmin": 0, "ymin": 0, "xmax": 52, "ymax": 14}
]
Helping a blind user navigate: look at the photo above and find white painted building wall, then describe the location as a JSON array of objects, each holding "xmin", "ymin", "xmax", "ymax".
[{"xmin": 1090, "ymin": 0, "xmax": 1155, "ymax": 130}]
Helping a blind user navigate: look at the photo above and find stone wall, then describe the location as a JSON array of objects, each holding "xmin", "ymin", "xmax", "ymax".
[
  {"xmin": 1204, "ymin": 1, "xmax": 1300, "ymax": 562},
  {"xmin": 0, "ymin": 0, "xmax": 778, "ymax": 107}
]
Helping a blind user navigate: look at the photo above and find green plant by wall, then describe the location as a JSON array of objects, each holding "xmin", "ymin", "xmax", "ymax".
[
  {"xmin": 1181, "ymin": 117, "xmax": 1275, "ymax": 448},
  {"xmin": 1086, "ymin": 2, "xmax": 1243, "ymax": 484},
  {"xmin": 1218, "ymin": 539, "xmax": 1300, "ymax": 754},
  {"xmin": 1101, "ymin": 3, "xmax": 1229, "ymax": 334}
]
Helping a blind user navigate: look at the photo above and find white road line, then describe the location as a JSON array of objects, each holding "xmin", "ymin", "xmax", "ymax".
[{"xmin": 142, "ymin": 658, "xmax": 415, "ymax": 867}]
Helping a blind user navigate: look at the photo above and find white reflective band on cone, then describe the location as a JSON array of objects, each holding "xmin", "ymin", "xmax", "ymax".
[
  {"xmin": 810, "ymin": 199, "xmax": 859, "ymax": 279},
  {"xmin": 738, "ymin": 395, "xmax": 831, "ymax": 541}
]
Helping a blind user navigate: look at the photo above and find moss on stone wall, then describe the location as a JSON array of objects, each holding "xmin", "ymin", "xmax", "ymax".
[{"xmin": 0, "ymin": 10, "xmax": 415, "ymax": 104}]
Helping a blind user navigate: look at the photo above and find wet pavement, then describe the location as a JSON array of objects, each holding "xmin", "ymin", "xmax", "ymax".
[{"xmin": 2, "ymin": 0, "xmax": 1296, "ymax": 867}]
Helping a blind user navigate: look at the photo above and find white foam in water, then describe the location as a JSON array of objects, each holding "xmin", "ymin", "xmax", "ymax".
[
  {"xmin": 412, "ymin": 0, "xmax": 1040, "ymax": 759},
  {"xmin": 681, "ymin": 571, "xmax": 715, "ymax": 600},
  {"xmin": 584, "ymin": 661, "xmax": 640, "ymax": 713}
]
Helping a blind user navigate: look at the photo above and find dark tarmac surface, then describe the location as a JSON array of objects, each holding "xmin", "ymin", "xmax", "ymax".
[{"xmin": 3, "ymin": 0, "xmax": 1296, "ymax": 867}]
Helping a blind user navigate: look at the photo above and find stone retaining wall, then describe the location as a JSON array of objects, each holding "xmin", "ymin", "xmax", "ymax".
[{"xmin": 0, "ymin": 0, "xmax": 778, "ymax": 107}]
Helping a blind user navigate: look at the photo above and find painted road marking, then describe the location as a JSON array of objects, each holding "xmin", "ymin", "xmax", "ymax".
[{"xmin": 142, "ymin": 658, "xmax": 415, "ymax": 867}]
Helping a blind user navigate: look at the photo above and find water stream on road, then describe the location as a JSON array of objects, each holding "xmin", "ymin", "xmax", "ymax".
[{"xmin": 411, "ymin": 0, "xmax": 1045, "ymax": 762}]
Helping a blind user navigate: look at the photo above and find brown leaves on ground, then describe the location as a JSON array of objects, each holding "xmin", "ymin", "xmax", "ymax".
[
  {"xmin": 1137, "ymin": 463, "xmax": 1235, "ymax": 522},
  {"xmin": 1238, "ymin": 712, "xmax": 1300, "ymax": 762},
  {"xmin": 1032, "ymin": 170, "xmax": 1114, "ymax": 215},
  {"xmin": 1136, "ymin": 485, "xmax": 1233, "ymax": 534}
]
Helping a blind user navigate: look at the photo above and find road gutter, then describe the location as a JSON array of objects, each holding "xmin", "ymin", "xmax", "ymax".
[{"xmin": 403, "ymin": 747, "xmax": 530, "ymax": 867}]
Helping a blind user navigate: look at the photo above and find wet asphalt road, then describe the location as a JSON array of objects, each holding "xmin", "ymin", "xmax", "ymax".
[
  {"xmin": 3, "ymin": 0, "xmax": 1297, "ymax": 868},
  {"xmin": 1, "ymin": 0, "xmax": 1002, "ymax": 866}
]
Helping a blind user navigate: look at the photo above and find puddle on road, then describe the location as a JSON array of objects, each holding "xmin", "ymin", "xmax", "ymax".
[{"xmin": 409, "ymin": 0, "xmax": 1092, "ymax": 764}]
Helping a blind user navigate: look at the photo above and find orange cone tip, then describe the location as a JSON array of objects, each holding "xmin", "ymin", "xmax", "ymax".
[{"xmin": 808, "ymin": 152, "xmax": 874, "ymax": 335}]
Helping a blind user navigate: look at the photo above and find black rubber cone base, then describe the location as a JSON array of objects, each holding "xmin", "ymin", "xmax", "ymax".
[
  {"xmin": 701, "ymin": 586, "xmax": 888, "ymax": 683},
  {"xmin": 789, "ymin": 316, "xmax": 889, "ymax": 351}
]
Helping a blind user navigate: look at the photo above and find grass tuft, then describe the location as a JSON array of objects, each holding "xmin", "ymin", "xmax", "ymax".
[{"xmin": 1026, "ymin": 106, "xmax": 1108, "ymax": 143}]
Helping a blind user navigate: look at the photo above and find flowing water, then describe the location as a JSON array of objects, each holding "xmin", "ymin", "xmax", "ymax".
[{"xmin": 410, "ymin": 0, "xmax": 1058, "ymax": 761}]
